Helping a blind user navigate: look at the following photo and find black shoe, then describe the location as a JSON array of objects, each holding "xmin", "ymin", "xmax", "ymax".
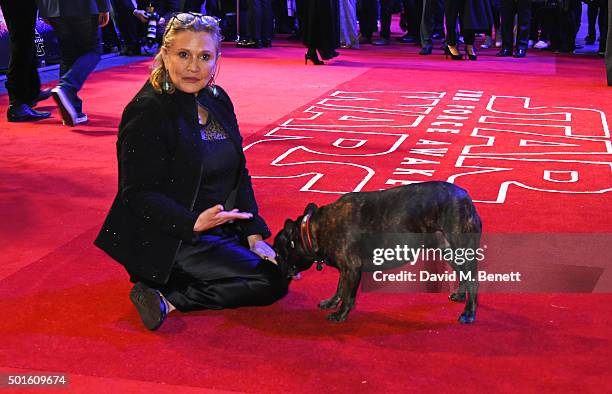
[
  {"xmin": 444, "ymin": 45, "xmax": 463, "ymax": 60},
  {"xmin": 496, "ymin": 48, "xmax": 513, "ymax": 57},
  {"xmin": 51, "ymin": 87, "xmax": 77, "ymax": 127},
  {"xmin": 513, "ymin": 49, "xmax": 527, "ymax": 58},
  {"xmin": 419, "ymin": 46, "xmax": 432, "ymax": 55},
  {"xmin": 262, "ymin": 39, "xmax": 272, "ymax": 48},
  {"xmin": 130, "ymin": 282, "xmax": 169, "ymax": 331},
  {"xmin": 305, "ymin": 50, "xmax": 324, "ymax": 65},
  {"xmin": 29, "ymin": 89, "xmax": 52, "ymax": 107},
  {"xmin": 7, "ymin": 103, "xmax": 51, "ymax": 122}
]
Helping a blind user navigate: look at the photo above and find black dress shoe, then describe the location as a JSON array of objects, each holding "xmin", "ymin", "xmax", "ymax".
[
  {"xmin": 513, "ymin": 49, "xmax": 527, "ymax": 58},
  {"xmin": 29, "ymin": 89, "xmax": 52, "ymax": 107},
  {"xmin": 496, "ymin": 48, "xmax": 513, "ymax": 57},
  {"xmin": 7, "ymin": 103, "xmax": 51, "ymax": 122},
  {"xmin": 419, "ymin": 46, "xmax": 432, "ymax": 55}
]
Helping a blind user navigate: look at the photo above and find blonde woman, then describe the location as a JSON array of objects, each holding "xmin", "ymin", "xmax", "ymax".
[{"xmin": 95, "ymin": 14, "xmax": 289, "ymax": 331}]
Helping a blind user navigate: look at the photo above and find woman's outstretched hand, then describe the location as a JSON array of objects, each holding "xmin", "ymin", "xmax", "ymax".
[
  {"xmin": 248, "ymin": 234, "xmax": 277, "ymax": 265},
  {"xmin": 193, "ymin": 204, "xmax": 252, "ymax": 232}
]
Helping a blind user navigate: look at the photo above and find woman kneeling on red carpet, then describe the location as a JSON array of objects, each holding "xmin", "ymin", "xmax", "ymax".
[{"xmin": 95, "ymin": 13, "xmax": 289, "ymax": 331}]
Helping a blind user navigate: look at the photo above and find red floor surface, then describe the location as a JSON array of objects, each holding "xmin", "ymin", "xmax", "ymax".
[{"xmin": 1, "ymin": 38, "xmax": 611, "ymax": 392}]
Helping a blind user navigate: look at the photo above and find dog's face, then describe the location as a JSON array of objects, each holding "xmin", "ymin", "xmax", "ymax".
[{"xmin": 273, "ymin": 204, "xmax": 318, "ymax": 278}]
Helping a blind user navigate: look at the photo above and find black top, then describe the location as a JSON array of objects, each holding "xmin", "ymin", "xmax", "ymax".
[{"xmin": 194, "ymin": 113, "xmax": 239, "ymax": 214}]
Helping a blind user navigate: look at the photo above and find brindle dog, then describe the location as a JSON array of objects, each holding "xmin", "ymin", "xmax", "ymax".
[{"xmin": 273, "ymin": 181, "xmax": 482, "ymax": 323}]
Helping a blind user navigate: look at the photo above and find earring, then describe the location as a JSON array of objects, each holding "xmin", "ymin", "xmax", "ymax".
[
  {"xmin": 207, "ymin": 72, "xmax": 219, "ymax": 98},
  {"xmin": 163, "ymin": 69, "xmax": 173, "ymax": 92}
]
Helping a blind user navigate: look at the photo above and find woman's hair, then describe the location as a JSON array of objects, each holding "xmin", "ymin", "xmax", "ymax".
[{"xmin": 150, "ymin": 14, "xmax": 223, "ymax": 94}]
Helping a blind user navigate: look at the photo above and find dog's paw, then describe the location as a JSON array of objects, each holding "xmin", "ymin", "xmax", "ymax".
[
  {"xmin": 326, "ymin": 311, "xmax": 348, "ymax": 322},
  {"xmin": 319, "ymin": 298, "xmax": 340, "ymax": 310},
  {"xmin": 458, "ymin": 311, "xmax": 476, "ymax": 324},
  {"xmin": 449, "ymin": 292, "xmax": 466, "ymax": 302}
]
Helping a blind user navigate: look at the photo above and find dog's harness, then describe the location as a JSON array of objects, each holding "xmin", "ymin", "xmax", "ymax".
[{"xmin": 299, "ymin": 212, "xmax": 325, "ymax": 271}]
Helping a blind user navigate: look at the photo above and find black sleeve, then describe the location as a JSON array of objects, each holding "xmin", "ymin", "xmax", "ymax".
[{"xmin": 118, "ymin": 96, "xmax": 198, "ymax": 242}]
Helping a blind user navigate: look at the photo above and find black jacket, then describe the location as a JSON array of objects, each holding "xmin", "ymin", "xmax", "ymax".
[{"xmin": 94, "ymin": 82, "xmax": 270, "ymax": 284}]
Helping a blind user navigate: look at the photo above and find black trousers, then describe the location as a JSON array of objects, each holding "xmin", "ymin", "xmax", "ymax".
[
  {"xmin": 444, "ymin": 0, "xmax": 475, "ymax": 46},
  {"xmin": 0, "ymin": 0, "xmax": 41, "ymax": 105},
  {"xmin": 380, "ymin": 0, "xmax": 394, "ymax": 39},
  {"xmin": 146, "ymin": 234, "xmax": 289, "ymax": 312},
  {"xmin": 111, "ymin": 0, "xmax": 141, "ymax": 48},
  {"xmin": 245, "ymin": 0, "xmax": 273, "ymax": 41},
  {"xmin": 357, "ymin": 0, "xmax": 378, "ymax": 39},
  {"xmin": 403, "ymin": 0, "xmax": 423, "ymax": 39},
  {"xmin": 501, "ymin": 0, "xmax": 531, "ymax": 50}
]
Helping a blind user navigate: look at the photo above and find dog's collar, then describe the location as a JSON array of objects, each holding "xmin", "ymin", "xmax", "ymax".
[{"xmin": 299, "ymin": 211, "xmax": 325, "ymax": 271}]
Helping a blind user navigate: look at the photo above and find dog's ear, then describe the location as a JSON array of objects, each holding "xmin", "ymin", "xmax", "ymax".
[
  {"xmin": 304, "ymin": 202, "xmax": 318, "ymax": 216},
  {"xmin": 283, "ymin": 219, "xmax": 294, "ymax": 231}
]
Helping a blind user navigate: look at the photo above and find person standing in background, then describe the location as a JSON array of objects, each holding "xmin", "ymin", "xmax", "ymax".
[
  {"xmin": 302, "ymin": 0, "xmax": 340, "ymax": 64},
  {"xmin": 37, "ymin": 0, "xmax": 110, "ymax": 126},
  {"xmin": 339, "ymin": 0, "xmax": 359, "ymax": 48},
  {"xmin": 0, "ymin": 0, "xmax": 52, "ymax": 122}
]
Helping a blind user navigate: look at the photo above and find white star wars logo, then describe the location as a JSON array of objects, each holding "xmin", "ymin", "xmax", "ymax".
[{"xmin": 245, "ymin": 91, "xmax": 612, "ymax": 204}]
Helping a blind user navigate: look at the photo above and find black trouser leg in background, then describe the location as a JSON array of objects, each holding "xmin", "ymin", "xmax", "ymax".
[{"xmin": 0, "ymin": 0, "xmax": 41, "ymax": 105}]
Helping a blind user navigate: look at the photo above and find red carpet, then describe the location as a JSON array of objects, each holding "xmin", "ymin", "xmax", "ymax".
[{"xmin": 1, "ymin": 38, "xmax": 611, "ymax": 392}]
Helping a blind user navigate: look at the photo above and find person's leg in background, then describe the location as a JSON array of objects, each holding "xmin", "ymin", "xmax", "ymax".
[
  {"xmin": 586, "ymin": 0, "xmax": 598, "ymax": 44},
  {"xmin": 514, "ymin": 0, "xmax": 532, "ymax": 56},
  {"xmin": 49, "ymin": 15, "xmax": 102, "ymax": 126},
  {"xmin": 261, "ymin": 0, "xmax": 273, "ymax": 46},
  {"xmin": 497, "ymin": 0, "xmax": 516, "ymax": 56},
  {"xmin": 433, "ymin": 0, "xmax": 445, "ymax": 38},
  {"xmin": 238, "ymin": 0, "xmax": 262, "ymax": 47},
  {"xmin": 373, "ymin": 0, "xmax": 393, "ymax": 44},
  {"xmin": 357, "ymin": 0, "xmax": 378, "ymax": 43},
  {"xmin": 111, "ymin": 0, "xmax": 143, "ymax": 55},
  {"xmin": 419, "ymin": 0, "xmax": 435, "ymax": 53},
  {"xmin": 0, "ymin": 0, "xmax": 51, "ymax": 121},
  {"xmin": 597, "ymin": 0, "xmax": 608, "ymax": 55},
  {"xmin": 101, "ymin": 13, "xmax": 121, "ymax": 53}
]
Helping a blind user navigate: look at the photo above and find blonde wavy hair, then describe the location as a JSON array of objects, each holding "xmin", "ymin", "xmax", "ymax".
[{"xmin": 150, "ymin": 13, "xmax": 223, "ymax": 94}]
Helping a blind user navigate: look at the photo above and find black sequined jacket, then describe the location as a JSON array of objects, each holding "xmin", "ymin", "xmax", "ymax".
[{"xmin": 94, "ymin": 81, "xmax": 270, "ymax": 284}]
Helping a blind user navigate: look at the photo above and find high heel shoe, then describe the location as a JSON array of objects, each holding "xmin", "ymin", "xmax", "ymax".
[
  {"xmin": 465, "ymin": 46, "xmax": 477, "ymax": 61},
  {"xmin": 444, "ymin": 45, "xmax": 463, "ymax": 60},
  {"xmin": 305, "ymin": 50, "xmax": 325, "ymax": 65}
]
